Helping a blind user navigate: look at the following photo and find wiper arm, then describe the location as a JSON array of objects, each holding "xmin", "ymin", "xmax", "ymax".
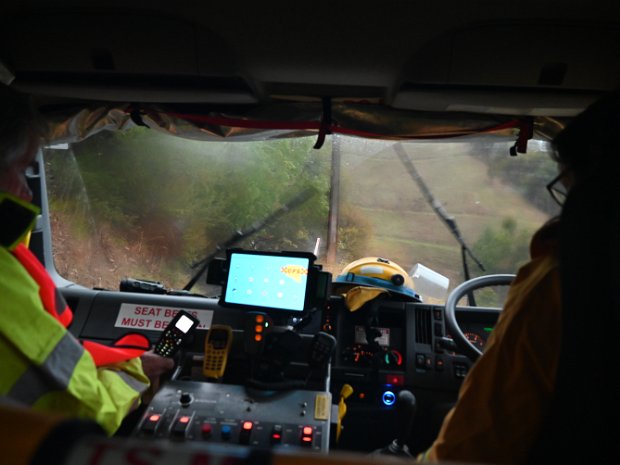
[
  {"xmin": 182, "ymin": 187, "xmax": 317, "ymax": 292},
  {"xmin": 394, "ymin": 144, "xmax": 485, "ymax": 301}
]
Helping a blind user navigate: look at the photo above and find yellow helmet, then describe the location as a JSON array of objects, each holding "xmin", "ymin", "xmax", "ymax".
[{"xmin": 334, "ymin": 257, "xmax": 421, "ymax": 302}]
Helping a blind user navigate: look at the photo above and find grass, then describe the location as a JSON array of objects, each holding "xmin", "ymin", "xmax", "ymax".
[{"xmin": 337, "ymin": 141, "xmax": 551, "ymax": 287}]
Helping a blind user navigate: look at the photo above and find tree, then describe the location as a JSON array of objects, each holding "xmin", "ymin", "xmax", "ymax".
[
  {"xmin": 46, "ymin": 127, "xmax": 332, "ymax": 290},
  {"xmin": 469, "ymin": 217, "xmax": 532, "ymax": 307},
  {"xmin": 472, "ymin": 217, "xmax": 531, "ymax": 275}
]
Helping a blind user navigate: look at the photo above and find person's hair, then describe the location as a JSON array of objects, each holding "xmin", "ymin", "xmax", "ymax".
[
  {"xmin": 552, "ymin": 91, "xmax": 620, "ymax": 183},
  {"xmin": 0, "ymin": 86, "xmax": 48, "ymax": 171}
]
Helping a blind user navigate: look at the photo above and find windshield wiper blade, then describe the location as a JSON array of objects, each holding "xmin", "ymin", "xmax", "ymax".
[{"xmin": 182, "ymin": 186, "xmax": 317, "ymax": 292}]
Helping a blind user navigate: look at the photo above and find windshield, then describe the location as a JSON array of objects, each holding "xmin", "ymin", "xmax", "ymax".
[{"xmin": 43, "ymin": 129, "xmax": 559, "ymax": 302}]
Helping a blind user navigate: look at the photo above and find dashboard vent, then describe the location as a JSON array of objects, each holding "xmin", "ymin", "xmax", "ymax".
[{"xmin": 415, "ymin": 306, "xmax": 433, "ymax": 345}]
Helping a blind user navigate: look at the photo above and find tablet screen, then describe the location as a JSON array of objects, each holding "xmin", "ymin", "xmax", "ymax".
[{"xmin": 223, "ymin": 251, "xmax": 310, "ymax": 312}]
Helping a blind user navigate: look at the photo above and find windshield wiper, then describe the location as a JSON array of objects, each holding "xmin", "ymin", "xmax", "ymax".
[
  {"xmin": 394, "ymin": 143, "xmax": 485, "ymax": 303},
  {"xmin": 182, "ymin": 187, "xmax": 317, "ymax": 292}
]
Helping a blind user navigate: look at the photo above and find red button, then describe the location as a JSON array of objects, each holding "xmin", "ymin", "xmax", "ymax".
[
  {"xmin": 271, "ymin": 425, "xmax": 283, "ymax": 444},
  {"xmin": 201, "ymin": 423, "xmax": 213, "ymax": 436},
  {"xmin": 243, "ymin": 421, "xmax": 253, "ymax": 431},
  {"xmin": 303, "ymin": 426, "xmax": 313, "ymax": 435},
  {"xmin": 386, "ymin": 374, "xmax": 405, "ymax": 386}
]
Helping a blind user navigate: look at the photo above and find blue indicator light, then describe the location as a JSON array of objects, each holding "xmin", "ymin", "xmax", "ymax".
[
  {"xmin": 382, "ymin": 390, "xmax": 396, "ymax": 406},
  {"xmin": 221, "ymin": 425, "xmax": 232, "ymax": 440}
]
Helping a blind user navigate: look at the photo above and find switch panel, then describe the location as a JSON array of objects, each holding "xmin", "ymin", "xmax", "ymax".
[{"xmin": 133, "ymin": 380, "xmax": 331, "ymax": 452}]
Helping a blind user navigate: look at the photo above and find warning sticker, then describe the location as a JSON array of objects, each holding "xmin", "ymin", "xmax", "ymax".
[
  {"xmin": 114, "ymin": 304, "xmax": 213, "ymax": 331},
  {"xmin": 354, "ymin": 325, "xmax": 390, "ymax": 346}
]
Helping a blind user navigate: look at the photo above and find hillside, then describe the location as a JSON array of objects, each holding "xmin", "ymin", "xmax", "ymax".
[{"xmin": 336, "ymin": 139, "xmax": 552, "ymax": 287}]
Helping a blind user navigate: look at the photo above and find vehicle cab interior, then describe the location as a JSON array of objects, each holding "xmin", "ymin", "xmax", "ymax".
[{"xmin": 1, "ymin": 1, "xmax": 619, "ymax": 464}]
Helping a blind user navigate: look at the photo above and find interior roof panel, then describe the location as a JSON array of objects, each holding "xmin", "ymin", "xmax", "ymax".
[{"xmin": 1, "ymin": 0, "xmax": 619, "ymax": 115}]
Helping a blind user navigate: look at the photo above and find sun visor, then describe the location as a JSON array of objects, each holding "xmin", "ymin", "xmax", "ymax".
[
  {"xmin": 394, "ymin": 21, "xmax": 619, "ymax": 116},
  {"xmin": 2, "ymin": 11, "xmax": 257, "ymax": 104}
]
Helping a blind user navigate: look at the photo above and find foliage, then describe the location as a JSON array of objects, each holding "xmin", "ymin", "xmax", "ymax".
[
  {"xmin": 336, "ymin": 205, "xmax": 373, "ymax": 264},
  {"xmin": 45, "ymin": 127, "xmax": 331, "ymax": 290},
  {"xmin": 472, "ymin": 217, "xmax": 532, "ymax": 275},
  {"xmin": 483, "ymin": 147, "xmax": 560, "ymax": 216},
  {"xmin": 470, "ymin": 217, "xmax": 532, "ymax": 306}
]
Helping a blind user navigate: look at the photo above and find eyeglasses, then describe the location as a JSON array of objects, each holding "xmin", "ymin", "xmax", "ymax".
[{"xmin": 546, "ymin": 170, "xmax": 569, "ymax": 207}]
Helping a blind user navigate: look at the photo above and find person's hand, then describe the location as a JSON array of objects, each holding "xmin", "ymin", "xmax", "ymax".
[{"xmin": 140, "ymin": 351, "xmax": 175, "ymax": 403}]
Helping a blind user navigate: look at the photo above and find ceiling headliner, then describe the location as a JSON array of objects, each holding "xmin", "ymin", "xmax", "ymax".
[{"xmin": 1, "ymin": 1, "xmax": 619, "ymax": 117}]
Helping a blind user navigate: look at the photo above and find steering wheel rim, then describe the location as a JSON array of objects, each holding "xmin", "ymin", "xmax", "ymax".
[{"xmin": 444, "ymin": 274, "xmax": 516, "ymax": 362}]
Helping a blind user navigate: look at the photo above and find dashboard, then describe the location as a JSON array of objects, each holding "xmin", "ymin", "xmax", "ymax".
[{"xmin": 62, "ymin": 286, "xmax": 500, "ymax": 454}]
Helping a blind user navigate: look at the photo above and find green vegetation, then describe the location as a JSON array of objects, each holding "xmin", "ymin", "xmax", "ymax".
[
  {"xmin": 484, "ymin": 146, "xmax": 560, "ymax": 216},
  {"xmin": 472, "ymin": 217, "xmax": 532, "ymax": 275},
  {"xmin": 468, "ymin": 217, "xmax": 533, "ymax": 307},
  {"xmin": 45, "ymin": 127, "xmax": 330, "ymax": 291}
]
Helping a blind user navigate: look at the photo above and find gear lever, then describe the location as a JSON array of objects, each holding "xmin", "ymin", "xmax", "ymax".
[{"xmin": 372, "ymin": 389, "xmax": 417, "ymax": 457}]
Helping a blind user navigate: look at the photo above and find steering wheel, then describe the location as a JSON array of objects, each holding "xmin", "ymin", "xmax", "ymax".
[{"xmin": 444, "ymin": 274, "xmax": 516, "ymax": 362}]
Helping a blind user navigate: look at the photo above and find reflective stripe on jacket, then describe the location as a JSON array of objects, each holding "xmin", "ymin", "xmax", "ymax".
[
  {"xmin": 12, "ymin": 244, "xmax": 150, "ymax": 366},
  {"xmin": 0, "ymin": 246, "xmax": 150, "ymax": 435},
  {"xmin": 12, "ymin": 244, "xmax": 73, "ymax": 327}
]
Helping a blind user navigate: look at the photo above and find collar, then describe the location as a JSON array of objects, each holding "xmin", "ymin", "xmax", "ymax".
[
  {"xmin": 0, "ymin": 192, "xmax": 40, "ymax": 249},
  {"xmin": 530, "ymin": 217, "xmax": 561, "ymax": 259}
]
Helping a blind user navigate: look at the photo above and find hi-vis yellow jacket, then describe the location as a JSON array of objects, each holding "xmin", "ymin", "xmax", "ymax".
[{"xmin": 0, "ymin": 241, "xmax": 150, "ymax": 435}]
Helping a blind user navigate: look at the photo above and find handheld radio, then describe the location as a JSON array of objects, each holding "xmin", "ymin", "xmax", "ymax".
[
  {"xmin": 153, "ymin": 310, "xmax": 200, "ymax": 357},
  {"xmin": 202, "ymin": 325, "xmax": 233, "ymax": 379}
]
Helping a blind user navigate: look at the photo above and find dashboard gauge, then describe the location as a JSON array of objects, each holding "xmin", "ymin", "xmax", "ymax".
[
  {"xmin": 384, "ymin": 349, "xmax": 403, "ymax": 367},
  {"xmin": 464, "ymin": 332, "xmax": 485, "ymax": 350},
  {"xmin": 342, "ymin": 344, "xmax": 375, "ymax": 365},
  {"xmin": 342, "ymin": 344, "xmax": 404, "ymax": 368}
]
